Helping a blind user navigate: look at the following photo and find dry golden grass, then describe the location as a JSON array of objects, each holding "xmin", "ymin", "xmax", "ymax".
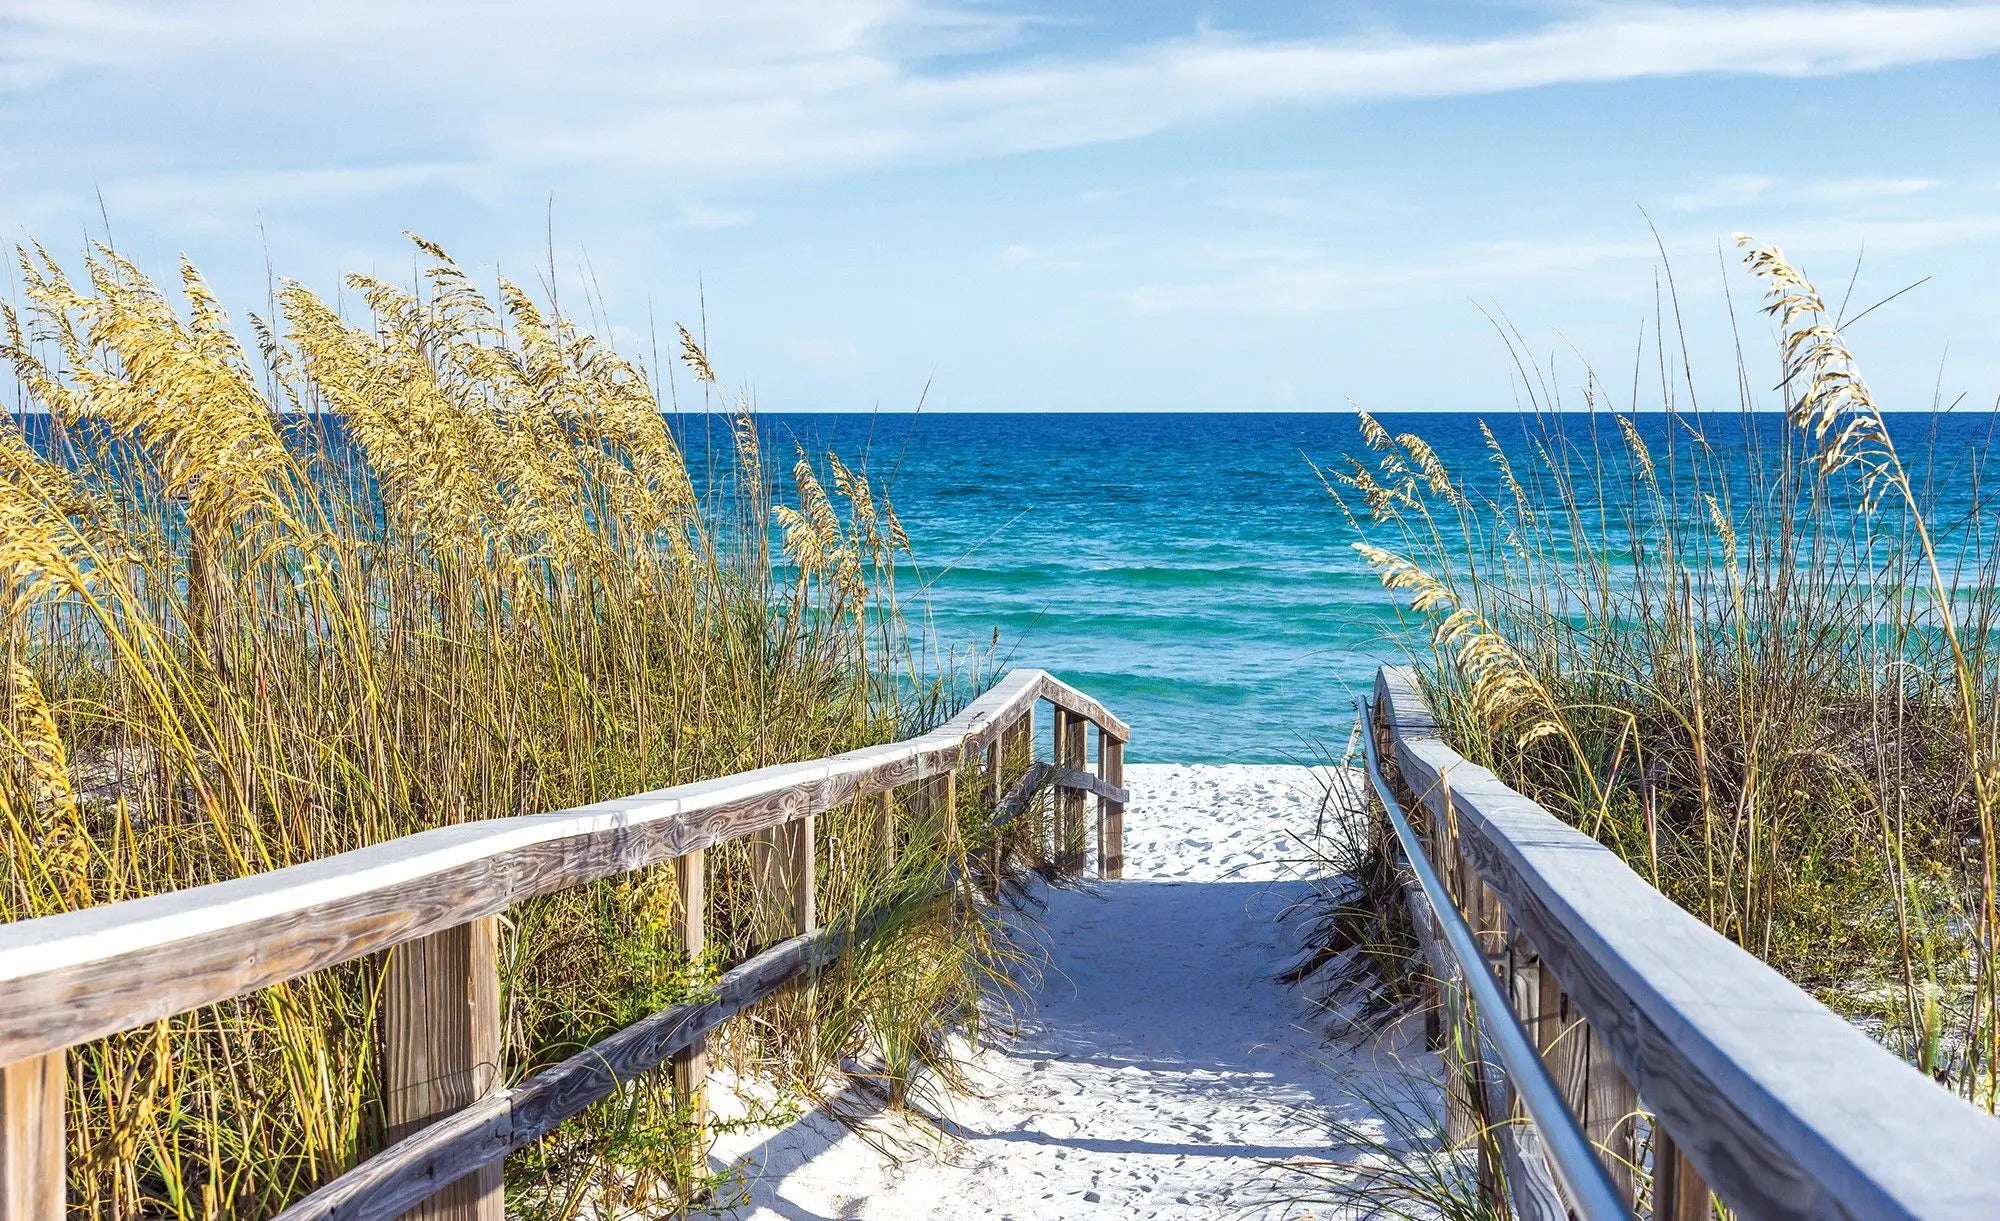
[
  {"xmin": 0, "ymin": 234, "xmax": 1028, "ymax": 1216},
  {"xmin": 1337, "ymin": 239, "xmax": 2000, "ymax": 1107}
]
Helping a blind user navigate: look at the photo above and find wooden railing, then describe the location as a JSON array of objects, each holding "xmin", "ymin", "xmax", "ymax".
[
  {"xmin": 1370, "ymin": 665, "xmax": 2000, "ymax": 1221},
  {"xmin": 0, "ymin": 669, "xmax": 1129, "ymax": 1220}
]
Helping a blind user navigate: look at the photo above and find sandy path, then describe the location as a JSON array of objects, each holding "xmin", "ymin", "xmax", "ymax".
[{"xmin": 704, "ymin": 764, "xmax": 1391, "ymax": 1220}]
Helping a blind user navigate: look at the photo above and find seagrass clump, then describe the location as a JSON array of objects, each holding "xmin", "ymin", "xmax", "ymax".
[
  {"xmin": 1334, "ymin": 240, "xmax": 2000, "ymax": 1107},
  {"xmin": 0, "ymin": 234, "xmax": 1000, "ymax": 1216}
]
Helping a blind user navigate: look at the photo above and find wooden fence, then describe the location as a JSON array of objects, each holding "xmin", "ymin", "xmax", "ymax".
[
  {"xmin": 0, "ymin": 669, "xmax": 1128, "ymax": 1220},
  {"xmin": 1371, "ymin": 665, "xmax": 2000, "ymax": 1220}
]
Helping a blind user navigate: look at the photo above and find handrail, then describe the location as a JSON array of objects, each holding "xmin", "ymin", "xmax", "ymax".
[
  {"xmin": 1358, "ymin": 696, "xmax": 1628, "ymax": 1221},
  {"xmin": 0, "ymin": 667, "xmax": 1130, "ymax": 1218},
  {"xmin": 273, "ymin": 757, "xmax": 1068, "ymax": 1221},
  {"xmin": 1375, "ymin": 665, "xmax": 2000, "ymax": 1220},
  {"xmin": 0, "ymin": 669, "xmax": 1122, "ymax": 1066}
]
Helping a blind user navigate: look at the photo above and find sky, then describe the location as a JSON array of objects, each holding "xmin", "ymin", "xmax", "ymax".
[{"xmin": 2, "ymin": 0, "xmax": 1997, "ymax": 413}]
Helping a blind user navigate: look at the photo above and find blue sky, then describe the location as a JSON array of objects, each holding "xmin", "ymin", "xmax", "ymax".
[{"xmin": 2, "ymin": 1, "xmax": 1997, "ymax": 412}]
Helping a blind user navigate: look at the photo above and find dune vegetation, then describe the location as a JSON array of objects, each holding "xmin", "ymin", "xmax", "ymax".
[
  {"xmin": 0, "ymin": 235, "xmax": 1029, "ymax": 1216},
  {"xmin": 1338, "ymin": 237, "xmax": 2000, "ymax": 1109}
]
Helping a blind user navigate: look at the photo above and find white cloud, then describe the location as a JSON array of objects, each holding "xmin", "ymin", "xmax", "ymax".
[
  {"xmin": 1122, "ymin": 235, "xmax": 1661, "ymax": 316},
  {"xmin": 1673, "ymin": 173, "xmax": 1940, "ymax": 212},
  {"xmin": 1121, "ymin": 205, "xmax": 2000, "ymax": 320},
  {"xmin": 6, "ymin": 1, "xmax": 2000, "ymax": 213},
  {"xmin": 1808, "ymin": 176, "xmax": 1939, "ymax": 202},
  {"xmin": 1670, "ymin": 174, "xmax": 1778, "ymax": 212},
  {"xmin": 1758, "ymin": 212, "xmax": 2000, "ymax": 253}
]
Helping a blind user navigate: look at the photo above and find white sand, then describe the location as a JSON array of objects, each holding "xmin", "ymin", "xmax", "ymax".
[{"xmin": 702, "ymin": 763, "xmax": 1403, "ymax": 1219}]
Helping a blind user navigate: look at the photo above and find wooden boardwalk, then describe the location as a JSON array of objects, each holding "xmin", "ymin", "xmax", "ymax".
[
  {"xmin": 711, "ymin": 765, "xmax": 1377, "ymax": 1220},
  {"xmin": 5, "ymin": 667, "xmax": 2000, "ymax": 1219}
]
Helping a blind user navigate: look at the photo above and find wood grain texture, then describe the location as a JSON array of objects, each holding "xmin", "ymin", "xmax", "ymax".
[
  {"xmin": 1054, "ymin": 710, "xmax": 1087, "ymax": 874},
  {"xmin": 1050, "ymin": 767, "xmax": 1126, "ymax": 805},
  {"xmin": 669, "ymin": 850, "xmax": 707, "ymax": 1137},
  {"xmin": 1387, "ymin": 734, "xmax": 1479, "ymax": 1152},
  {"xmin": 1481, "ymin": 1062, "xmax": 1567, "ymax": 1221},
  {"xmin": 749, "ymin": 816, "xmax": 815, "ymax": 947},
  {"xmin": 1097, "ymin": 733, "xmax": 1124, "ymax": 880},
  {"xmin": 0, "ymin": 1052, "xmax": 63, "ymax": 1221},
  {"xmin": 1654, "ymin": 1127, "xmax": 1713, "ymax": 1221},
  {"xmin": 983, "ymin": 744, "xmax": 1005, "ymax": 900},
  {"xmin": 1497, "ymin": 927, "xmax": 1569, "ymax": 1221},
  {"xmin": 274, "ymin": 923, "xmax": 849, "ymax": 1221},
  {"xmin": 0, "ymin": 670, "xmax": 1127, "ymax": 1065},
  {"xmin": 278, "ymin": 746, "xmax": 1066, "ymax": 1221},
  {"xmin": 382, "ymin": 918, "xmax": 502, "ymax": 1221},
  {"xmin": 1536, "ymin": 960, "xmax": 1639, "ymax": 1205},
  {"xmin": 1378, "ymin": 665, "xmax": 2000, "ymax": 1221}
]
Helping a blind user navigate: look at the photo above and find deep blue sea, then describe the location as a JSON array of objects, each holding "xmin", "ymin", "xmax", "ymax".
[{"xmin": 702, "ymin": 411, "xmax": 1997, "ymax": 765}]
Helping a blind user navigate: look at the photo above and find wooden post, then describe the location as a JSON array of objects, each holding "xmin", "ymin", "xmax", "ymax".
[
  {"xmin": 1536, "ymin": 960, "xmax": 1639, "ymax": 1205},
  {"xmin": 874, "ymin": 791, "xmax": 899, "ymax": 869},
  {"xmin": 784, "ymin": 815, "xmax": 817, "ymax": 936},
  {"xmin": 1048, "ymin": 707, "xmax": 1067, "ymax": 870},
  {"xmin": 1461, "ymin": 861, "xmax": 1504, "ymax": 1217},
  {"xmin": 0, "ymin": 1052, "xmax": 64, "ymax": 1219},
  {"xmin": 670, "ymin": 849, "xmax": 707, "ymax": 1170},
  {"xmin": 1051, "ymin": 709, "xmax": 1081, "ymax": 873},
  {"xmin": 1374, "ymin": 702, "xmax": 1442, "ymax": 1049},
  {"xmin": 1391, "ymin": 708, "xmax": 1477, "ymax": 1154},
  {"xmin": 383, "ymin": 917, "xmax": 503, "ymax": 1221},
  {"xmin": 1008, "ymin": 708, "xmax": 1044, "ymax": 870},
  {"xmin": 984, "ymin": 741, "xmax": 1006, "ymax": 897},
  {"xmin": 1097, "ymin": 730, "xmax": 1124, "ymax": 879},
  {"xmin": 1653, "ymin": 1126, "xmax": 1711, "ymax": 1221},
  {"xmin": 752, "ymin": 816, "xmax": 815, "ymax": 943}
]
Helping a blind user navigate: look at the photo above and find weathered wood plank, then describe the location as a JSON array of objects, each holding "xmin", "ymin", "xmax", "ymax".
[
  {"xmin": 1481, "ymin": 1061, "xmax": 1567, "ymax": 1221},
  {"xmin": 275, "ymin": 924, "xmax": 848, "ymax": 1221},
  {"xmin": 1051, "ymin": 766, "xmax": 1126, "ymax": 806},
  {"xmin": 382, "ymin": 918, "xmax": 502, "ymax": 1221},
  {"xmin": 1653, "ymin": 1126, "xmax": 1712, "ymax": 1221},
  {"xmin": 279, "ymin": 745, "xmax": 1069, "ymax": 1221},
  {"xmin": 1378, "ymin": 665, "xmax": 2000, "ymax": 1221},
  {"xmin": 1030, "ymin": 675, "xmax": 1129, "ymax": 743},
  {"xmin": 983, "ymin": 743, "xmax": 1005, "ymax": 899},
  {"xmin": 1536, "ymin": 959, "xmax": 1638, "ymax": 1204},
  {"xmin": 1494, "ymin": 925, "xmax": 1568, "ymax": 1221},
  {"xmin": 1097, "ymin": 732, "xmax": 1124, "ymax": 880},
  {"xmin": 1386, "ymin": 767, "xmax": 1476, "ymax": 1150},
  {"xmin": 1055, "ymin": 710, "xmax": 1087, "ymax": 874},
  {"xmin": 749, "ymin": 815, "xmax": 814, "ymax": 947},
  {"xmin": 669, "ymin": 849, "xmax": 707, "ymax": 1149},
  {"xmin": 0, "ymin": 669, "xmax": 1124, "ymax": 1065},
  {"xmin": 0, "ymin": 1052, "xmax": 63, "ymax": 1220}
]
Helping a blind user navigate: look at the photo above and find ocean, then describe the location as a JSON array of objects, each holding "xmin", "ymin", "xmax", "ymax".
[
  {"xmin": 26, "ymin": 406, "xmax": 1987, "ymax": 766},
  {"xmin": 714, "ymin": 411, "xmax": 1998, "ymax": 765}
]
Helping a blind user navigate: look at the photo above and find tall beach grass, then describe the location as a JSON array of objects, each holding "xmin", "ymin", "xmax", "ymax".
[
  {"xmin": 1335, "ymin": 237, "xmax": 2000, "ymax": 1107},
  {"xmin": 0, "ymin": 235, "xmax": 1027, "ymax": 1215}
]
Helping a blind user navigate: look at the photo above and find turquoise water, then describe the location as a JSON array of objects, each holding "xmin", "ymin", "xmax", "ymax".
[
  {"xmin": 27, "ymin": 407, "xmax": 1990, "ymax": 764},
  {"xmin": 684, "ymin": 412, "xmax": 1381, "ymax": 763},
  {"xmin": 719, "ymin": 411, "xmax": 1996, "ymax": 765}
]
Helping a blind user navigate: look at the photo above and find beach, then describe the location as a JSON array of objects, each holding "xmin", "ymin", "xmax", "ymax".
[{"xmin": 704, "ymin": 763, "xmax": 1412, "ymax": 1219}]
